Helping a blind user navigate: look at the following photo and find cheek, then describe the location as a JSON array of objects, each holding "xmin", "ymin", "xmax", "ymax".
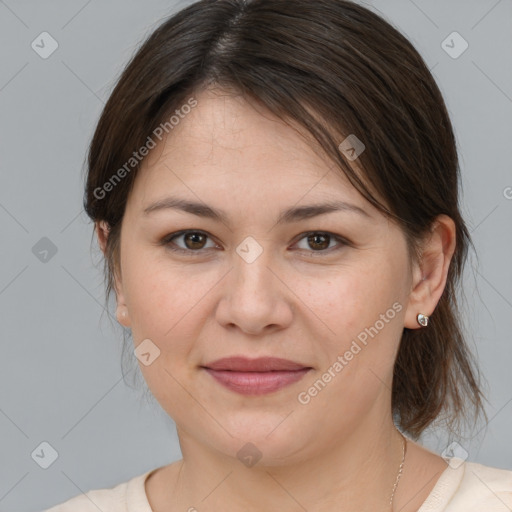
[
  {"xmin": 296, "ymin": 270, "xmax": 404, "ymax": 429},
  {"xmin": 123, "ymin": 257, "xmax": 210, "ymax": 416},
  {"xmin": 122, "ymin": 247, "xmax": 205, "ymax": 335},
  {"xmin": 298, "ymin": 247, "xmax": 408, "ymax": 429},
  {"xmin": 303, "ymin": 266, "xmax": 397, "ymax": 335}
]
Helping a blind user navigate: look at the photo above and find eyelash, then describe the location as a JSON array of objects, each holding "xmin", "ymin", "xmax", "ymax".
[{"xmin": 160, "ymin": 229, "xmax": 350, "ymax": 257}]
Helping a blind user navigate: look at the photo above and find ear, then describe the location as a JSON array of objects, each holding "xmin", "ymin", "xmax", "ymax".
[
  {"xmin": 96, "ymin": 220, "xmax": 109, "ymax": 255},
  {"xmin": 404, "ymin": 214, "xmax": 456, "ymax": 329},
  {"xmin": 95, "ymin": 220, "xmax": 132, "ymax": 328}
]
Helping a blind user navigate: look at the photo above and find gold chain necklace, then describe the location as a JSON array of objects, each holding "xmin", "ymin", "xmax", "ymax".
[{"xmin": 389, "ymin": 431, "xmax": 407, "ymax": 509}]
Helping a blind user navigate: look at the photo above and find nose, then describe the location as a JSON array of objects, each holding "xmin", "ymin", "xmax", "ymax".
[{"xmin": 215, "ymin": 247, "xmax": 294, "ymax": 336}]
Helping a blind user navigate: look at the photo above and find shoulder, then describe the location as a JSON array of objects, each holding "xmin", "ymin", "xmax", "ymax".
[
  {"xmin": 446, "ymin": 459, "xmax": 512, "ymax": 511},
  {"xmin": 42, "ymin": 470, "xmax": 154, "ymax": 512}
]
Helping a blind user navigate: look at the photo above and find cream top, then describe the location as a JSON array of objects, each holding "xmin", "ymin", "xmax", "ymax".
[{"xmin": 44, "ymin": 457, "xmax": 512, "ymax": 511}]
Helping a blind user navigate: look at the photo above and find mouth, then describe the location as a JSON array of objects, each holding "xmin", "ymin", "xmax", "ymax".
[{"xmin": 200, "ymin": 356, "xmax": 313, "ymax": 395}]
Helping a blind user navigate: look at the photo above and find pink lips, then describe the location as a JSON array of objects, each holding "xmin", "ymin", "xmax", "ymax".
[{"xmin": 201, "ymin": 356, "xmax": 312, "ymax": 395}]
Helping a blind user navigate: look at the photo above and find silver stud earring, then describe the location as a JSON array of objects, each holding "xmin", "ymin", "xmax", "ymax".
[{"xmin": 417, "ymin": 313, "xmax": 429, "ymax": 327}]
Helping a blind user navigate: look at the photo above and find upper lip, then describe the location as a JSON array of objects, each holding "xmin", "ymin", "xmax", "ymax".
[{"xmin": 202, "ymin": 356, "xmax": 311, "ymax": 372}]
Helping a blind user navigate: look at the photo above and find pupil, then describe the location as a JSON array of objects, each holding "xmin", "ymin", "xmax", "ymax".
[
  {"xmin": 309, "ymin": 233, "xmax": 329, "ymax": 250},
  {"xmin": 186, "ymin": 233, "xmax": 205, "ymax": 249}
]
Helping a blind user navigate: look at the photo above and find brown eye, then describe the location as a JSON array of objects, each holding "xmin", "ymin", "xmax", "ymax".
[
  {"xmin": 183, "ymin": 232, "xmax": 208, "ymax": 250},
  {"xmin": 307, "ymin": 233, "xmax": 330, "ymax": 251},
  {"xmin": 162, "ymin": 230, "xmax": 217, "ymax": 254},
  {"xmin": 294, "ymin": 231, "xmax": 348, "ymax": 254}
]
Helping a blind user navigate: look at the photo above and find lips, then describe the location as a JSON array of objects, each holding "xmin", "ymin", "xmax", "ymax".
[
  {"xmin": 201, "ymin": 357, "xmax": 312, "ymax": 395},
  {"xmin": 203, "ymin": 356, "xmax": 310, "ymax": 372}
]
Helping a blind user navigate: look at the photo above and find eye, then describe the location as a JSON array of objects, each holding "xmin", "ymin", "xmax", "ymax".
[
  {"xmin": 293, "ymin": 231, "xmax": 348, "ymax": 254},
  {"xmin": 162, "ymin": 230, "xmax": 218, "ymax": 255},
  {"xmin": 160, "ymin": 230, "xmax": 349, "ymax": 256}
]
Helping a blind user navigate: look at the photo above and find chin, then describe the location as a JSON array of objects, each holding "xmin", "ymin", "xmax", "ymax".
[{"xmin": 205, "ymin": 414, "xmax": 316, "ymax": 467}]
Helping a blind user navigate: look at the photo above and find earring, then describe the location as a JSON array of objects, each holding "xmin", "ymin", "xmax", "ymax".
[{"xmin": 417, "ymin": 313, "xmax": 429, "ymax": 327}]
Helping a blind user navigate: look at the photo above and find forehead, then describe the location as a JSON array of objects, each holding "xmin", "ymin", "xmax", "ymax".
[{"xmin": 127, "ymin": 88, "xmax": 373, "ymax": 216}]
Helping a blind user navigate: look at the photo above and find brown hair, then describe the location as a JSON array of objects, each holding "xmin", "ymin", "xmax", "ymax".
[{"xmin": 83, "ymin": 0, "xmax": 487, "ymax": 439}]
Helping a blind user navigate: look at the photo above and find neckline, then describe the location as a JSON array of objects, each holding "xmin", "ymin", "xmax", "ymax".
[
  {"xmin": 129, "ymin": 458, "xmax": 466, "ymax": 512},
  {"xmin": 416, "ymin": 458, "xmax": 466, "ymax": 511}
]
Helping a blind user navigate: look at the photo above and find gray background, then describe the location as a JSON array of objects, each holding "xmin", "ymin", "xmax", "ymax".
[{"xmin": 0, "ymin": 0, "xmax": 511, "ymax": 510}]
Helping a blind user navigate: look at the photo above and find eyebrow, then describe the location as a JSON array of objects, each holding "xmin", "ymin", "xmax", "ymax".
[{"xmin": 142, "ymin": 196, "xmax": 371, "ymax": 226}]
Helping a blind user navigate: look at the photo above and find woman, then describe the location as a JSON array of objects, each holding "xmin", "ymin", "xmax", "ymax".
[{"xmin": 45, "ymin": 0, "xmax": 512, "ymax": 510}]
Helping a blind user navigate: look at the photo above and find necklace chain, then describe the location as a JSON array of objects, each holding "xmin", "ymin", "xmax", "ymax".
[{"xmin": 389, "ymin": 430, "xmax": 407, "ymax": 508}]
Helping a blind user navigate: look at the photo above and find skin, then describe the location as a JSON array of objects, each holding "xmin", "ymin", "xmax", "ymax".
[{"xmin": 96, "ymin": 87, "xmax": 456, "ymax": 512}]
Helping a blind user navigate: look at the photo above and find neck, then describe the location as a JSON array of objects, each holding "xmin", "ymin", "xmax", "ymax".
[{"xmin": 172, "ymin": 416, "xmax": 406, "ymax": 512}]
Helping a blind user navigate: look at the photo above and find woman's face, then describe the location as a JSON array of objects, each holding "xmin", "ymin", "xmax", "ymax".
[{"xmin": 108, "ymin": 87, "xmax": 419, "ymax": 464}]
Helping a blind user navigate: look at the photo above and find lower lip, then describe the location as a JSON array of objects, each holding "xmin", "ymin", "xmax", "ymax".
[{"xmin": 203, "ymin": 368, "xmax": 311, "ymax": 395}]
